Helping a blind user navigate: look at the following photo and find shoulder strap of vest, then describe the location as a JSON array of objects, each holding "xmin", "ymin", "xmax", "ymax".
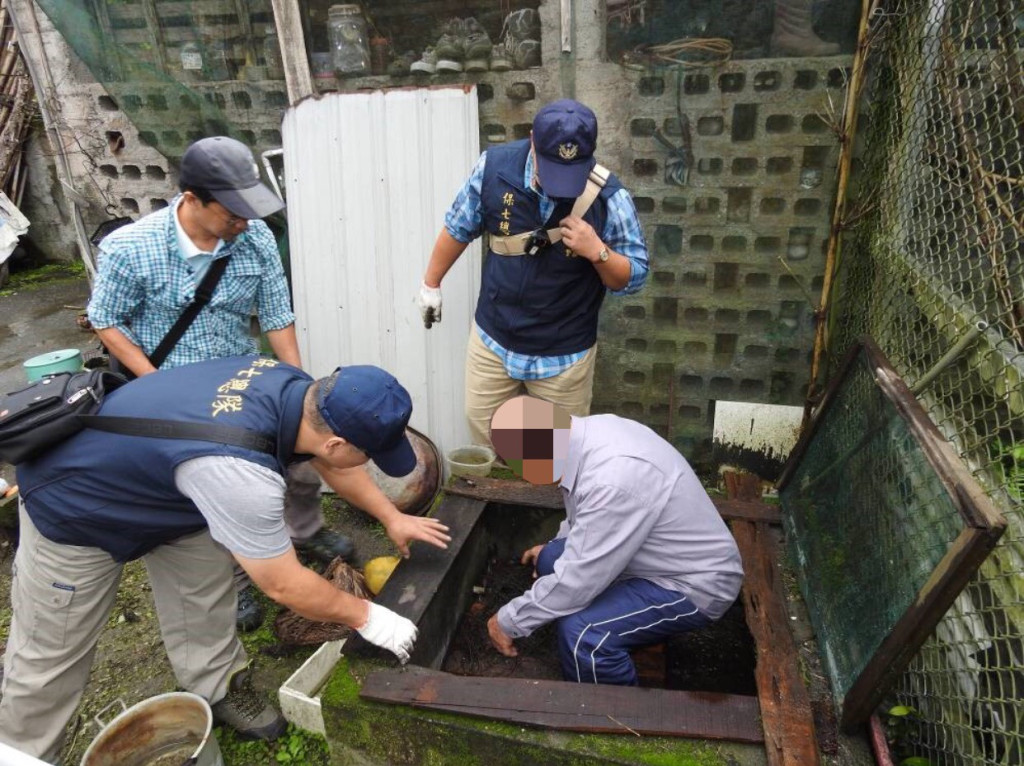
[{"xmin": 77, "ymin": 414, "xmax": 275, "ymax": 454}]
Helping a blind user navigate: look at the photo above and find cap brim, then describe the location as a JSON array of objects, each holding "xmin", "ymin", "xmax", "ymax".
[
  {"xmin": 213, "ymin": 183, "xmax": 285, "ymax": 219},
  {"xmin": 369, "ymin": 433, "xmax": 417, "ymax": 477},
  {"xmin": 535, "ymin": 154, "xmax": 596, "ymax": 199}
]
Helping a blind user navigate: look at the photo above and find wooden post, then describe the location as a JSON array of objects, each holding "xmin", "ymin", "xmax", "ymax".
[{"xmin": 269, "ymin": 0, "xmax": 314, "ymax": 103}]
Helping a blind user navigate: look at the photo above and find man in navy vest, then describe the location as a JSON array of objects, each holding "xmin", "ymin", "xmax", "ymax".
[
  {"xmin": 416, "ymin": 99, "xmax": 649, "ymax": 445},
  {"xmin": 88, "ymin": 136, "xmax": 355, "ymax": 633},
  {"xmin": 0, "ymin": 357, "xmax": 450, "ymax": 762}
]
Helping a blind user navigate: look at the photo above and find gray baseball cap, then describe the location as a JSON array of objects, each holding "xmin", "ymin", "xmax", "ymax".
[{"xmin": 179, "ymin": 136, "xmax": 285, "ymax": 219}]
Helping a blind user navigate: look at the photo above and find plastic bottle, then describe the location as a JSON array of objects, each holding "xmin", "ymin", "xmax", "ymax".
[{"xmin": 327, "ymin": 5, "xmax": 370, "ymax": 76}]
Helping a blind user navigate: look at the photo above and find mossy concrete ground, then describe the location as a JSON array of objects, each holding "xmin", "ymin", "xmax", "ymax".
[{"xmin": 319, "ymin": 657, "xmax": 766, "ymax": 766}]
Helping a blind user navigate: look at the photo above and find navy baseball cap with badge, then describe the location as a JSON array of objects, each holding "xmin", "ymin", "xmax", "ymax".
[
  {"xmin": 317, "ymin": 365, "xmax": 417, "ymax": 477},
  {"xmin": 179, "ymin": 136, "xmax": 285, "ymax": 220},
  {"xmin": 531, "ymin": 99, "xmax": 598, "ymax": 199}
]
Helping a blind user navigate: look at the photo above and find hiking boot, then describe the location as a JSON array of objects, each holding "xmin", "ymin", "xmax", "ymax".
[
  {"xmin": 434, "ymin": 18, "xmax": 466, "ymax": 62},
  {"xmin": 489, "ymin": 42, "xmax": 513, "ymax": 72},
  {"xmin": 504, "ymin": 8, "xmax": 540, "ymax": 43},
  {"xmin": 294, "ymin": 527, "xmax": 355, "ymax": 565},
  {"xmin": 236, "ymin": 585, "xmax": 264, "ymax": 633},
  {"xmin": 410, "ymin": 47, "xmax": 437, "ymax": 75},
  {"xmin": 463, "ymin": 17, "xmax": 493, "ymax": 60},
  {"xmin": 211, "ymin": 667, "xmax": 287, "ymax": 741},
  {"xmin": 513, "ymin": 39, "xmax": 541, "ymax": 69}
]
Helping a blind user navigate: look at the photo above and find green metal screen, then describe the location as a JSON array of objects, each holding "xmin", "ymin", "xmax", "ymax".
[{"xmin": 823, "ymin": 0, "xmax": 1024, "ymax": 761}]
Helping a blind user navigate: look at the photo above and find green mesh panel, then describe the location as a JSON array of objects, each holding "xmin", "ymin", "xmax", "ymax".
[
  {"xmin": 823, "ymin": 0, "xmax": 1023, "ymax": 761},
  {"xmin": 781, "ymin": 346, "xmax": 966, "ymax": 710}
]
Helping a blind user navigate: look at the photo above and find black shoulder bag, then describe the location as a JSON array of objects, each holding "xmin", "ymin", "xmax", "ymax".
[
  {"xmin": 0, "ymin": 368, "xmax": 274, "ymax": 465},
  {"xmin": 109, "ymin": 254, "xmax": 232, "ymax": 379}
]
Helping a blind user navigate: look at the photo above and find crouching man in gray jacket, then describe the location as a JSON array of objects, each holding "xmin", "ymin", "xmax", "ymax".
[{"xmin": 486, "ymin": 395, "xmax": 743, "ymax": 685}]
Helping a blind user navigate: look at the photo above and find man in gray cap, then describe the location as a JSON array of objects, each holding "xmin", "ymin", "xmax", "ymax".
[
  {"xmin": 416, "ymin": 100, "xmax": 649, "ymax": 446},
  {"xmin": 88, "ymin": 136, "xmax": 356, "ymax": 633}
]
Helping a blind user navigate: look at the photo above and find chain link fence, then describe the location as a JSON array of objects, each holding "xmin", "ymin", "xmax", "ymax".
[{"xmin": 828, "ymin": 0, "xmax": 1023, "ymax": 762}]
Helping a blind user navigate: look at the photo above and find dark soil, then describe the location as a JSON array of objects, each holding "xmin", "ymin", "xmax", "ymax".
[{"xmin": 442, "ymin": 557, "xmax": 759, "ymax": 695}]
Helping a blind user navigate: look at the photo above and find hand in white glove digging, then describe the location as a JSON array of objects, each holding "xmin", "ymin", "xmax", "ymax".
[
  {"xmin": 356, "ymin": 602, "xmax": 418, "ymax": 664},
  {"xmin": 418, "ymin": 282, "xmax": 442, "ymax": 329}
]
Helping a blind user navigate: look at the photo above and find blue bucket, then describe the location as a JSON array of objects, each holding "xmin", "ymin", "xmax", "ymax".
[{"xmin": 23, "ymin": 349, "xmax": 84, "ymax": 382}]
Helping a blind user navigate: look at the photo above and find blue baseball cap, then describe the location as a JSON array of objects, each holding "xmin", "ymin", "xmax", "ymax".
[
  {"xmin": 532, "ymin": 100, "xmax": 598, "ymax": 199},
  {"xmin": 317, "ymin": 366, "xmax": 416, "ymax": 477}
]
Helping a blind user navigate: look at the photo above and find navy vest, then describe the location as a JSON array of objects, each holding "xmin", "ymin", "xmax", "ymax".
[
  {"xmin": 16, "ymin": 356, "xmax": 311, "ymax": 561},
  {"xmin": 475, "ymin": 140, "xmax": 623, "ymax": 356}
]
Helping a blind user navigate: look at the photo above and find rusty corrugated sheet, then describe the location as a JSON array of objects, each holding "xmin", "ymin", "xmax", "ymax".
[{"xmin": 283, "ymin": 86, "xmax": 480, "ymax": 463}]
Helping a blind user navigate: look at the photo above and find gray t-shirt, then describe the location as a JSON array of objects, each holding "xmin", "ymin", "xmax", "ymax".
[{"xmin": 174, "ymin": 455, "xmax": 293, "ymax": 559}]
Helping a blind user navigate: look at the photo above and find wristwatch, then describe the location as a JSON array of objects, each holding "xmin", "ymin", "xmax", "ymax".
[{"xmin": 596, "ymin": 247, "xmax": 610, "ymax": 263}]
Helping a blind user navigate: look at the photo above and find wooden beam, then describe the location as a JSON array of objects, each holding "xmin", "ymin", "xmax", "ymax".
[
  {"xmin": 443, "ymin": 476, "xmax": 781, "ymax": 524},
  {"xmin": 733, "ymin": 520, "xmax": 820, "ymax": 766},
  {"xmin": 362, "ymin": 666, "xmax": 764, "ymax": 743},
  {"xmin": 269, "ymin": 0, "xmax": 313, "ymax": 102}
]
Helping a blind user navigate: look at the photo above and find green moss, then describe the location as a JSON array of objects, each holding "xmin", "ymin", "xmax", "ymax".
[
  {"xmin": 487, "ymin": 466, "xmax": 518, "ymax": 481},
  {"xmin": 0, "ymin": 261, "xmax": 85, "ymax": 296},
  {"xmin": 218, "ymin": 723, "xmax": 329, "ymax": 766},
  {"xmin": 322, "ymin": 658, "xmax": 739, "ymax": 766}
]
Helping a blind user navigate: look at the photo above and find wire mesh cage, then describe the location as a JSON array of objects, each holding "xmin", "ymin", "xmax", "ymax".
[{"xmin": 826, "ymin": 0, "xmax": 1024, "ymax": 762}]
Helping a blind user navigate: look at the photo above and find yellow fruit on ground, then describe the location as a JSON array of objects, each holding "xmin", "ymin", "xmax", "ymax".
[{"xmin": 364, "ymin": 555, "xmax": 402, "ymax": 595}]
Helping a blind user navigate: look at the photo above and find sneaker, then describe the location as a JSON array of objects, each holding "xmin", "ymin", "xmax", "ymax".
[
  {"xmin": 434, "ymin": 18, "xmax": 466, "ymax": 62},
  {"xmin": 235, "ymin": 585, "xmax": 264, "ymax": 633},
  {"xmin": 293, "ymin": 527, "xmax": 356, "ymax": 565},
  {"xmin": 435, "ymin": 57, "xmax": 464, "ymax": 74},
  {"xmin": 211, "ymin": 667, "xmax": 287, "ymax": 741},
  {"xmin": 489, "ymin": 42, "xmax": 513, "ymax": 72},
  {"xmin": 410, "ymin": 47, "xmax": 437, "ymax": 75},
  {"xmin": 463, "ymin": 17, "xmax": 492, "ymax": 60},
  {"xmin": 513, "ymin": 38, "xmax": 541, "ymax": 69}
]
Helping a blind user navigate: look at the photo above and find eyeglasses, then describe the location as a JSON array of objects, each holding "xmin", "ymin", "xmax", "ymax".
[{"xmin": 207, "ymin": 202, "xmax": 247, "ymax": 228}]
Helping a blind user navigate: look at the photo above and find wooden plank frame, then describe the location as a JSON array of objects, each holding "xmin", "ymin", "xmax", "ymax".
[{"xmin": 777, "ymin": 336, "xmax": 1007, "ymax": 731}]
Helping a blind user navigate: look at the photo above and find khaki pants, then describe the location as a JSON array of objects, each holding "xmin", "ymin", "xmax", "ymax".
[
  {"xmin": 465, "ymin": 326, "xmax": 597, "ymax": 446},
  {"xmin": 0, "ymin": 505, "xmax": 247, "ymax": 762}
]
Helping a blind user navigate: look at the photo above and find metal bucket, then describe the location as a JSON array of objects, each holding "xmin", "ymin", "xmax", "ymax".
[{"xmin": 80, "ymin": 693, "xmax": 223, "ymax": 766}]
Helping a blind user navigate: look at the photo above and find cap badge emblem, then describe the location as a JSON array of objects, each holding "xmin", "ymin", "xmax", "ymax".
[{"xmin": 558, "ymin": 143, "xmax": 578, "ymax": 160}]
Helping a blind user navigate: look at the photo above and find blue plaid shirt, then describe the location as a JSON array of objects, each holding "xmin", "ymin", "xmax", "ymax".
[
  {"xmin": 445, "ymin": 151, "xmax": 649, "ymax": 380},
  {"xmin": 88, "ymin": 196, "xmax": 295, "ymax": 369}
]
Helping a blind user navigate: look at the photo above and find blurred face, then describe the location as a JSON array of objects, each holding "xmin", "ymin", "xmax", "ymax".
[{"xmin": 489, "ymin": 396, "xmax": 572, "ymax": 485}]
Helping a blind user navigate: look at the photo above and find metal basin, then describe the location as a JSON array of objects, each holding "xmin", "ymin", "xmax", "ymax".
[{"xmin": 366, "ymin": 426, "xmax": 441, "ymax": 516}]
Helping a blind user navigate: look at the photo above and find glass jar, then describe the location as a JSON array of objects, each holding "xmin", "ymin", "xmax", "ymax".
[
  {"xmin": 264, "ymin": 25, "xmax": 285, "ymax": 80},
  {"xmin": 327, "ymin": 4, "xmax": 369, "ymax": 76}
]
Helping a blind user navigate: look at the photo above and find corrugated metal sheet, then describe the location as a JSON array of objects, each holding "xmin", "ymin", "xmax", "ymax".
[{"xmin": 282, "ymin": 87, "xmax": 481, "ymax": 462}]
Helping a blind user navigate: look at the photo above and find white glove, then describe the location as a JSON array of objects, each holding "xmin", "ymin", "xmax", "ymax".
[
  {"xmin": 418, "ymin": 282, "xmax": 442, "ymax": 329},
  {"xmin": 356, "ymin": 601, "xmax": 418, "ymax": 664}
]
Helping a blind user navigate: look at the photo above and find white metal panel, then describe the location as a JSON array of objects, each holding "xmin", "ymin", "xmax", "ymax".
[{"xmin": 282, "ymin": 87, "xmax": 481, "ymax": 461}]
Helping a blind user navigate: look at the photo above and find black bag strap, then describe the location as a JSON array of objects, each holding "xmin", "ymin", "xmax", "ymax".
[
  {"xmin": 78, "ymin": 414, "xmax": 275, "ymax": 454},
  {"xmin": 148, "ymin": 254, "xmax": 232, "ymax": 369}
]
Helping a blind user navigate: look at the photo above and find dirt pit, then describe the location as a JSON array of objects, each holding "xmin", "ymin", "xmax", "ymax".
[{"xmin": 442, "ymin": 556, "xmax": 757, "ymax": 694}]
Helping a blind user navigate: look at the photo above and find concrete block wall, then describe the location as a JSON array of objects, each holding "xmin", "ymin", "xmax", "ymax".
[{"xmin": 15, "ymin": 0, "xmax": 850, "ymax": 459}]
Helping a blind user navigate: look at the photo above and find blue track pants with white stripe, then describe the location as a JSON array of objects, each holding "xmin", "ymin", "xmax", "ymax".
[{"xmin": 536, "ymin": 537, "xmax": 712, "ymax": 685}]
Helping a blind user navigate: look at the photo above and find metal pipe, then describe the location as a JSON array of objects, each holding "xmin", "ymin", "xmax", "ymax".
[{"xmin": 910, "ymin": 320, "xmax": 989, "ymax": 395}]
